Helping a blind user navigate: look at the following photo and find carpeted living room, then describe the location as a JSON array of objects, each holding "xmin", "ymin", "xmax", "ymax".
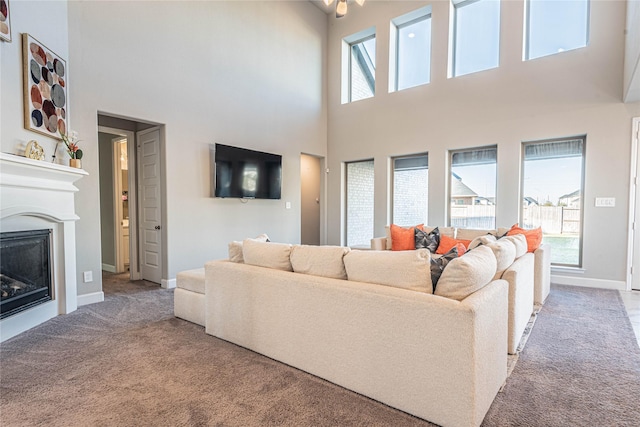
[{"xmin": 1, "ymin": 0, "xmax": 640, "ymax": 426}]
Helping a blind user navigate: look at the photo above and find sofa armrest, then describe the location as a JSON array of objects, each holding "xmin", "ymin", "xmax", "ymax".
[
  {"xmin": 370, "ymin": 237, "xmax": 388, "ymax": 250},
  {"xmin": 533, "ymin": 243, "xmax": 551, "ymax": 305}
]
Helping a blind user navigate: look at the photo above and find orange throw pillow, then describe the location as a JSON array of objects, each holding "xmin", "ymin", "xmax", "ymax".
[
  {"xmin": 455, "ymin": 242, "xmax": 467, "ymax": 256},
  {"xmin": 507, "ymin": 225, "xmax": 542, "ymax": 252},
  {"xmin": 391, "ymin": 224, "xmax": 419, "ymax": 251},
  {"xmin": 436, "ymin": 235, "xmax": 471, "ymax": 254}
]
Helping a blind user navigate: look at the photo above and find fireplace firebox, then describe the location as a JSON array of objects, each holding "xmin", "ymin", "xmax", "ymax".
[{"xmin": 0, "ymin": 230, "xmax": 53, "ymax": 319}]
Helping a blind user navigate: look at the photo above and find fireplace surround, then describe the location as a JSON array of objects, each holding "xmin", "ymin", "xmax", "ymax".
[{"xmin": 0, "ymin": 153, "xmax": 87, "ymax": 341}]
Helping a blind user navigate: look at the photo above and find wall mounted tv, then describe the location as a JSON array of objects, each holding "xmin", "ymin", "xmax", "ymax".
[{"xmin": 212, "ymin": 143, "xmax": 282, "ymax": 199}]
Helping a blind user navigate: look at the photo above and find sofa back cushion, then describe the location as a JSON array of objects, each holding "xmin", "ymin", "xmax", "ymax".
[
  {"xmin": 344, "ymin": 249, "xmax": 432, "ymax": 293},
  {"xmin": 503, "ymin": 234, "xmax": 527, "ymax": 258},
  {"xmin": 290, "ymin": 245, "xmax": 350, "ymax": 280},
  {"xmin": 434, "ymin": 245, "xmax": 498, "ymax": 301},
  {"xmin": 228, "ymin": 234, "xmax": 270, "ymax": 263},
  {"xmin": 242, "ymin": 239, "xmax": 293, "ymax": 271},
  {"xmin": 455, "ymin": 228, "xmax": 496, "ymax": 241},
  {"xmin": 486, "ymin": 239, "xmax": 516, "ymax": 280},
  {"xmin": 468, "ymin": 234, "xmax": 497, "ymax": 250}
]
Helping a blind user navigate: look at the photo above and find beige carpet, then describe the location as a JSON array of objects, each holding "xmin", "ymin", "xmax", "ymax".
[{"xmin": 1, "ymin": 274, "xmax": 639, "ymax": 426}]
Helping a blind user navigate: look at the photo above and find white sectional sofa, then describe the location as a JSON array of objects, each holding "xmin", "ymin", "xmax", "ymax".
[
  {"xmin": 203, "ymin": 243, "xmax": 509, "ymax": 427},
  {"xmin": 371, "ymin": 226, "xmax": 550, "ymax": 354}
]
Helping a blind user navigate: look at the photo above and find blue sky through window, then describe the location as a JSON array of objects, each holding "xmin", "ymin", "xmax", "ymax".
[
  {"xmin": 527, "ymin": 0, "xmax": 589, "ymax": 60},
  {"xmin": 454, "ymin": 0, "xmax": 500, "ymax": 77},
  {"xmin": 397, "ymin": 16, "xmax": 431, "ymax": 90}
]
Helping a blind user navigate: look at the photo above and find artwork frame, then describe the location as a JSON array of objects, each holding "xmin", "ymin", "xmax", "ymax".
[
  {"xmin": 0, "ymin": 0, "xmax": 10, "ymax": 42},
  {"xmin": 22, "ymin": 33, "xmax": 68, "ymax": 140}
]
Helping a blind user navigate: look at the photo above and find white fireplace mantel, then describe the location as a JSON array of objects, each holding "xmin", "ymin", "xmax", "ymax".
[{"xmin": 0, "ymin": 152, "xmax": 88, "ymax": 342}]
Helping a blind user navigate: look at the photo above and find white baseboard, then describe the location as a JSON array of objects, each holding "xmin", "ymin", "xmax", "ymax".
[
  {"xmin": 551, "ymin": 274, "xmax": 626, "ymax": 291},
  {"xmin": 161, "ymin": 278, "xmax": 176, "ymax": 289},
  {"xmin": 102, "ymin": 263, "xmax": 116, "ymax": 273},
  {"xmin": 77, "ymin": 291, "xmax": 105, "ymax": 306}
]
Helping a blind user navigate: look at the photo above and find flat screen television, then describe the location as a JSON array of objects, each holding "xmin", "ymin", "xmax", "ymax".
[{"xmin": 212, "ymin": 143, "xmax": 282, "ymax": 199}]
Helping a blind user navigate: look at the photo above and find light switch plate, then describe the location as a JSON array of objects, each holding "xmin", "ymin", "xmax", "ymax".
[
  {"xmin": 594, "ymin": 197, "xmax": 615, "ymax": 207},
  {"xmin": 285, "ymin": 202, "xmax": 291, "ymax": 209},
  {"xmin": 83, "ymin": 271, "xmax": 93, "ymax": 283}
]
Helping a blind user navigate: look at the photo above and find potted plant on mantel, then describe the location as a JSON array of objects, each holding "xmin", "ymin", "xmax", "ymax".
[{"xmin": 59, "ymin": 130, "xmax": 83, "ymax": 168}]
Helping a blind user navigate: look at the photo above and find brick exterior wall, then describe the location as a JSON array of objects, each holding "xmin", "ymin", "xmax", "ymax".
[
  {"xmin": 393, "ymin": 169, "xmax": 428, "ymax": 225},
  {"xmin": 346, "ymin": 161, "xmax": 374, "ymax": 246}
]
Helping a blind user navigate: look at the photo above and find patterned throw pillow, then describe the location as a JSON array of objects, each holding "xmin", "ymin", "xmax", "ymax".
[
  {"xmin": 430, "ymin": 246, "xmax": 460, "ymax": 293},
  {"xmin": 415, "ymin": 227, "xmax": 440, "ymax": 252}
]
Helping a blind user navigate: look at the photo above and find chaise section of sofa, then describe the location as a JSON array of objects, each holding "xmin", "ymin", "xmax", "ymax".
[
  {"xmin": 174, "ymin": 268, "xmax": 205, "ymax": 326},
  {"xmin": 205, "ymin": 259, "xmax": 508, "ymax": 427}
]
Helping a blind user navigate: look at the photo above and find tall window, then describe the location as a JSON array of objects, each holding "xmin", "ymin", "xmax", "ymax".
[
  {"xmin": 525, "ymin": 0, "xmax": 589, "ymax": 60},
  {"xmin": 392, "ymin": 154, "xmax": 428, "ymax": 225},
  {"xmin": 451, "ymin": 0, "xmax": 500, "ymax": 77},
  {"xmin": 522, "ymin": 137, "xmax": 585, "ymax": 267},
  {"xmin": 390, "ymin": 7, "xmax": 432, "ymax": 92},
  {"xmin": 345, "ymin": 160, "xmax": 375, "ymax": 247},
  {"xmin": 449, "ymin": 146, "xmax": 497, "ymax": 229},
  {"xmin": 344, "ymin": 31, "xmax": 376, "ymax": 103}
]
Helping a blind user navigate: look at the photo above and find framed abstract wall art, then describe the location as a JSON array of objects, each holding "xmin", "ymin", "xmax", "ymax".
[
  {"xmin": 22, "ymin": 33, "xmax": 68, "ymax": 139},
  {"xmin": 0, "ymin": 0, "xmax": 11, "ymax": 42}
]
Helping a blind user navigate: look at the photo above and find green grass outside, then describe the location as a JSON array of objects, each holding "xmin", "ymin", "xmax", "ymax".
[{"xmin": 542, "ymin": 234, "xmax": 580, "ymax": 266}]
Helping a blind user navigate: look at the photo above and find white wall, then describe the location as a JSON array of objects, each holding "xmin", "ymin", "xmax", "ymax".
[
  {"xmin": 2, "ymin": 1, "xmax": 327, "ymax": 294},
  {"xmin": 326, "ymin": 0, "xmax": 640, "ymax": 286},
  {"xmin": 1, "ymin": 0, "xmax": 68, "ymax": 159}
]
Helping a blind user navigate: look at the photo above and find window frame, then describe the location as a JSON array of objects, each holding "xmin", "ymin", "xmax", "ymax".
[
  {"xmin": 520, "ymin": 136, "xmax": 586, "ymax": 268},
  {"xmin": 391, "ymin": 152, "xmax": 429, "ymax": 225},
  {"xmin": 523, "ymin": 0, "xmax": 590, "ymax": 61},
  {"xmin": 390, "ymin": 6, "xmax": 433, "ymax": 93},
  {"xmin": 447, "ymin": 145, "xmax": 498, "ymax": 229},
  {"xmin": 450, "ymin": 0, "xmax": 501, "ymax": 78},
  {"xmin": 342, "ymin": 27, "xmax": 377, "ymax": 104},
  {"xmin": 344, "ymin": 159, "xmax": 375, "ymax": 247}
]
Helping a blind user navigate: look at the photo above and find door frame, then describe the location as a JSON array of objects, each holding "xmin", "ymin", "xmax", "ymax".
[
  {"xmin": 98, "ymin": 126, "xmax": 140, "ymax": 280},
  {"xmin": 626, "ymin": 117, "xmax": 640, "ymax": 290}
]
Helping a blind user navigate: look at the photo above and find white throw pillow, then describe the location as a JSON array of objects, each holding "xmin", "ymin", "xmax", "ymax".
[
  {"xmin": 290, "ymin": 245, "xmax": 350, "ymax": 280},
  {"xmin": 228, "ymin": 233, "xmax": 269, "ymax": 263},
  {"xmin": 344, "ymin": 249, "xmax": 432, "ymax": 293},
  {"xmin": 486, "ymin": 239, "xmax": 516, "ymax": 280},
  {"xmin": 503, "ymin": 234, "xmax": 527, "ymax": 258},
  {"xmin": 242, "ymin": 239, "xmax": 293, "ymax": 271},
  {"xmin": 434, "ymin": 245, "xmax": 498, "ymax": 301},
  {"xmin": 468, "ymin": 234, "xmax": 497, "ymax": 250}
]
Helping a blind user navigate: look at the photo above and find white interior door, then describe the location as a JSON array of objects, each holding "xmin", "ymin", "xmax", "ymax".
[{"xmin": 137, "ymin": 127, "xmax": 162, "ymax": 284}]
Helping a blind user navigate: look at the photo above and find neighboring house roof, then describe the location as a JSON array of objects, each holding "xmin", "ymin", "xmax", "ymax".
[
  {"xmin": 559, "ymin": 190, "xmax": 581, "ymax": 200},
  {"xmin": 523, "ymin": 196, "xmax": 539, "ymax": 205},
  {"xmin": 451, "ymin": 179, "xmax": 477, "ymax": 198}
]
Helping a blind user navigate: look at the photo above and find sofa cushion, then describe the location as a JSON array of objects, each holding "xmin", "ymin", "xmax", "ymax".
[
  {"xmin": 486, "ymin": 239, "xmax": 516, "ymax": 280},
  {"xmin": 456, "ymin": 228, "xmax": 497, "ymax": 241},
  {"xmin": 507, "ymin": 225, "xmax": 542, "ymax": 252},
  {"xmin": 468, "ymin": 234, "xmax": 497, "ymax": 250},
  {"xmin": 176, "ymin": 268, "xmax": 206, "ymax": 294},
  {"xmin": 434, "ymin": 245, "xmax": 498, "ymax": 301},
  {"xmin": 344, "ymin": 249, "xmax": 432, "ymax": 293},
  {"xmin": 424, "ymin": 225, "xmax": 455, "ymax": 238},
  {"xmin": 228, "ymin": 233, "xmax": 270, "ymax": 263},
  {"xmin": 242, "ymin": 239, "xmax": 293, "ymax": 271},
  {"xmin": 415, "ymin": 227, "xmax": 440, "ymax": 252},
  {"xmin": 503, "ymin": 234, "xmax": 527, "ymax": 258},
  {"xmin": 290, "ymin": 245, "xmax": 349, "ymax": 280}
]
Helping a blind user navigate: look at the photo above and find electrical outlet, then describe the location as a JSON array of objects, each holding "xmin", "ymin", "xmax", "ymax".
[
  {"xmin": 594, "ymin": 197, "xmax": 615, "ymax": 207},
  {"xmin": 83, "ymin": 271, "xmax": 93, "ymax": 283},
  {"xmin": 285, "ymin": 202, "xmax": 291, "ymax": 209}
]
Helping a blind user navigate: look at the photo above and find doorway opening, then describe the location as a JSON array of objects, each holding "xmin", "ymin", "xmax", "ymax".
[
  {"xmin": 97, "ymin": 114, "xmax": 166, "ymax": 286},
  {"xmin": 300, "ymin": 154, "xmax": 326, "ymax": 246}
]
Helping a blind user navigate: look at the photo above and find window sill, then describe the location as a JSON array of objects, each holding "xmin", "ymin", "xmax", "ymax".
[{"xmin": 551, "ymin": 266, "xmax": 585, "ymax": 275}]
